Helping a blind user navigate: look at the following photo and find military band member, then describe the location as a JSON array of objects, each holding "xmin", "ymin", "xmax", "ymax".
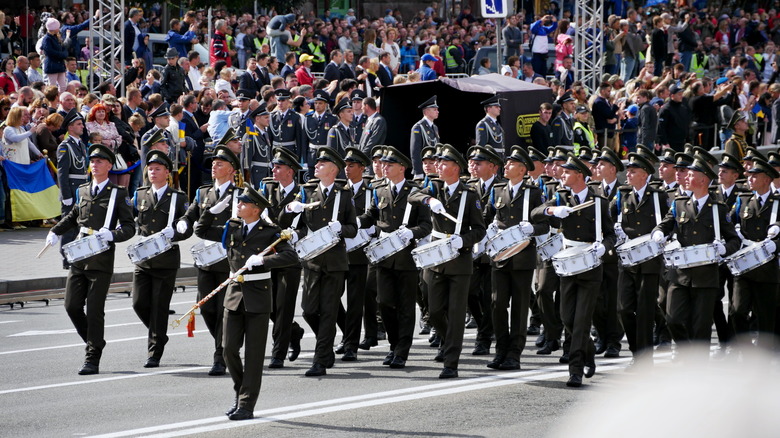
[
  {"xmin": 651, "ymin": 157, "xmax": 741, "ymax": 360},
  {"xmin": 305, "ymin": 90, "xmax": 338, "ymax": 171},
  {"xmin": 130, "ymin": 151, "xmax": 192, "ymax": 367},
  {"xmin": 612, "ymin": 153, "xmax": 669, "ymax": 367},
  {"xmin": 475, "ymin": 95, "xmax": 505, "ymax": 157},
  {"xmin": 360, "ymin": 147, "xmax": 432, "ymax": 368},
  {"xmin": 551, "ymin": 92, "xmax": 576, "ymax": 146},
  {"xmin": 350, "ymin": 89, "xmax": 368, "ymax": 142},
  {"xmin": 197, "ymin": 183, "xmax": 297, "ymax": 421},
  {"xmin": 723, "ymin": 112, "xmax": 749, "ymax": 162},
  {"xmin": 532, "ymin": 153, "xmax": 616, "ymax": 387},
  {"xmin": 269, "ymin": 89, "xmax": 306, "ymax": 167},
  {"xmin": 729, "ymin": 158, "xmax": 780, "ymax": 350},
  {"xmin": 260, "ymin": 147, "xmax": 306, "ymax": 368},
  {"xmin": 409, "ymin": 145, "xmax": 486, "ymax": 378},
  {"xmin": 466, "ymin": 146, "xmax": 505, "ymax": 356},
  {"xmin": 410, "ymin": 96, "xmax": 440, "ymax": 178},
  {"xmin": 56, "ymin": 109, "xmax": 90, "ymax": 269},
  {"xmin": 243, "ymin": 102, "xmax": 274, "ymax": 187},
  {"xmin": 657, "ymin": 148, "xmax": 679, "ymax": 191},
  {"xmin": 284, "ymin": 148, "xmax": 358, "ymax": 376},
  {"xmin": 484, "ymin": 146, "xmax": 546, "ymax": 370},
  {"xmin": 46, "ymin": 144, "xmax": 136, "ymax": 374},
  {"xmin": 178, "ymin": 146, "xmax": 242, "ymax": 376},
  {"xmin": 743, "ymin": 147, "xmax": 767, "ymax": 174},
  {"xmin": 326, "ymin": 98, "xmax": 356, "ymax": 157}
]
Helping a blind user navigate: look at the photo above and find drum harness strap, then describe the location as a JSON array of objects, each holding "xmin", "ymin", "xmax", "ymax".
[
  {"xmin": 165, "ymin": 193, "xmax": 178, "ymax": 247},
  {"xmin": 562, "ymin": 195, "xmax": 601, "ymax": 248},
  {"xmin": 79, "ymin": 188, "xmax": 118, "ymax": 238},
  {"xmin": 743, "ymin": 199, "xmax": 779, "ymax": 247},
  {"xmin": 430, "ymin": 191, "xmax": 468, "ymax": 240},
  {"xmin": 379, "ymin": 202, "xmax": 413, "ymax": 239},
  {"xmin": 305, "ymin": 189, "xmax": 341, "ymax": 235}
]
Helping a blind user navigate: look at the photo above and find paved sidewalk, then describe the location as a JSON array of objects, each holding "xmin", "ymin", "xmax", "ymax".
[{"xmin": 0, "ymin": 227, "xmax": 200, "ymax": 294}]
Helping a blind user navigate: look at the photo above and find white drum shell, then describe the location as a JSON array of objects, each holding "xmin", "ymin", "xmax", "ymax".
[
  {"xmin": 724, "ymin": 241, "xmax": 775, "ymax": 276},
  {"xmin": 551, "ymin": 246, "xmax": 601, "ymax": 276},
  {"xmin": 411, "ymin": 237, "xmax": 459, "ymax": 269},
  {"xmin": 616, "ymin": 234, "xmax": 663, "ymax": 267},
  {"xmin": 364, "ymin": 230, "xmax": 410, "ymax": 264},
  {"xmin": 190, "ymin": 240, "xmax": 228, "ymax": 267},
  {"xmin": 345, "ymin": 228, "xmax": 372, "ymax": 253},
  {"xmin": 127, "ymin": 233, "xmax": 172, "ymax": 264},
  {"xmin": 295, "ymin": 223, "xmax": 341, "ymax": 261},
  {"xmin": 62, "ymin": 235, "xmax": 110, "ymax": 263},
  {"xmin": 537, "ymin": 232, "xmax": 563, "ymax": 261},
  {"xmin": 485, "ymin": 224, "xmax": 532, "ymax": 261},
  {"xmin": 663, "ymin": 241, "xmax": 720, "ymax": 269}
]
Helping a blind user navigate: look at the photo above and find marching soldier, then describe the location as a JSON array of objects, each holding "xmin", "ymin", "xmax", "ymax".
[
  {"xmin": 410, "ymin": 96, "xmax": 440, "ymax": 178},
  {"xmin": 409, "ymin": 145, "xmax": 486, "ymax": 378},
  {"xmin": 326, "ymin": 98, "xmax": 356, "ymax": 157},
  {"xmin": 360, "ymin": 147, "xmax": 432, "ymax": 368},
  {"xmin": 56, "ymin": 109, "xmax": 90, "ymax": 269},
  {"xmin": 612, "ymin": 153, "xmax": 669, "ymax": 367},
  {"xmin": 197, "ymin": 183, "xmax": 297, "ymax": 421},
  {"xmin": 131, "ymin": 150, "xmax": 192, "ymax": 367},
  {"xmin": 484, "ymin": 146, "xmax": 546, "ymax": 370},
  {"xmin": 269, "ymin": 89, "xmax": 306, "ymax": 171},
  {"xmin": 260, "ymin": 148, "xmax": 306, "ymax": 368},
  {"xmin": 350, "ymin": 89, "xmax": 368, "ymax": 143},
  {"xmin": 177, "ymin": 146, "xmax": 242, "ymax": 376},
  {"xmin": 531, "ymin": 153, "xmax": 616, "ymax": 387},
  {"xmin": 46, "ymin": 144, "xmax": 136, "ymax": 374},
  {"xmin": 243, "ymin": 102, "xmax": 274, "ymax": 187},
  {"xmin": 475, "ymin": 95, "xmax": 505, "ymax": 157},
  {"xmin": 651, "ymin": 157, "xmax": 741, "ymax": 360},
  {"xmin": 284, "ymin": 148, "xmax": 358, "ymax": 377},
  {"xmin": 304, "ymin": 90, "xmax": 338, "ymax": 171}
]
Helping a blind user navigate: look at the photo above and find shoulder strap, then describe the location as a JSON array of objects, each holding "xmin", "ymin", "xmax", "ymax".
[
  {"xmin": 332, "ymin": 190, "xmax": 341, "ymax": 222},
  {"xmin": 595, "ymin": 197, "xmax": 602, "ymax": 243},
  {"xmin": 364, "ymin": 188, "xmax": 371, "ymax": 211},
  {"xmin": 102, "ymin": 189, "xmax": 118, "ymax": 230},
  {"xmin": 653, "ymin": 191, "xmax": 661, "ymax": 225},
  {"xmin": 167, "ymin": 193, "xmax": 178, "ymax": 227},
  {"xmin": 771, "ymin": 199, "xmax": 779, "ymax": 225},
  {"xmin": 454, "ymin": 191, "xmax": 468, "ymax": 236},
  {"xmin": 523, "ymin": 188, "xmax": 530, "ymax": 222},
  {"xmin": 713, "ymin": 203, "xmax": 721, "ymax": 241}
]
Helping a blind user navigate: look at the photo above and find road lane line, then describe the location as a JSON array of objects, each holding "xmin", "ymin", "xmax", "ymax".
[
  {"xmin": 0, "ymin": 329, "xmax": 211, "ymax": 355},
  {"xmin": 8, "ymin": 322, "xmax": 143, "ymax": 337}
]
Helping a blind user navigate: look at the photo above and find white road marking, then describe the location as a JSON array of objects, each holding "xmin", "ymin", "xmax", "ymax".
[
  {"xmin": 0, "ymin": 320, "xmax": 20, "ymax": 324},
  {"xmin": 0, "ymin": 329, "xmax": 210, "ymax": 355},
  {"xmin": 8, "ymin": 322, "xmax": 143, "ymax": 337}
]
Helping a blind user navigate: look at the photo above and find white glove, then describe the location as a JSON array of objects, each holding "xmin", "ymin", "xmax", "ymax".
[
  {"xmin": 95, "ymin": 227, "xmax": 114, "ymax": 242},
  {"xmin": 614, "ymin": 224, "xmax": 627, "ymax": 241},
  {"xmin": 713, "ymin": 240, "xmax": 726, "ymax": 256},
  {"xmin": 286, "ymin": 229, "xmax": 299, "ymax": 244},
  {"xmin": 366, "ymin": 225, "xmax": 376, "ymax": 236},
  {"xmin": 286, "ymin": 201, "xmax": 305, "ymax": 213},
  {"xmin": 552, "ymin": 206, "xmax": 573, "ymax": 218},
  {"xmin": 399, "ymin": 228, "xmax": 414, "ymax": 243},
  {"xmin": 593, "ymin": 242, "xmax": 606, "ymax": 258},
  {"xmin": 46, "ymin": 231, "xmax": 59, "ymax": 246},
  {"xmin": 209, "ymin": 196, "xmax": 231, "ymax": 214},
  {"xmin": 62, "ymin": 198, "xmax": 73, "ymax": 207},
  {"xmin": 735, "ymin": 225, "xmax": 745, "ymax": 241},
  {"xmin": 428, "ymin": 198, "xmax": 444, "ymax": 214},
  {"xmin": 329, "ymin": 221, "xmax": 342, "ymax": 235},
  {"xmin": 765, "ymin": 239, "xmax": 777, "ymax": 254},
  {"xmin": 451, "ymin": 235, "xmax": 464, "ymax": 249},
  {"xmin": 244, "ymin": 254, "xmax": 264, "ymax": 269},
  {"xmin": 161, "ymin": 226, "xmax": 174, "ymax": 239},
  {"xmin": 651, "ymin": 230, "xmax": 666, "ymax": 244},
  {"xmin": 519, "ymin": 221, "xmax": 534, "ymax": 235},
  {"xmin": 356, "ymin": 217, "xmax": 362, "ymax": 228},
  {"xmin": 768, "ymin": 224, "xmax": 780, "ymax": 239},
  {"xmin": 176, "ymin": 220, "xmax": 189, "ymax": 234}
]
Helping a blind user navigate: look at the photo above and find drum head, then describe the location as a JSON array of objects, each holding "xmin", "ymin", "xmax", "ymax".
[{"xmin": 493, "ymin": 240, "xmax": 530, "ymax": 262}]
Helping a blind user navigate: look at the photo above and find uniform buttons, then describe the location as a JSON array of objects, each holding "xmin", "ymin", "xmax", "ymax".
[
  {"xmin": 242, "ymin": 243, "xmax": 246, "ymax": 246},
  {"xmin": 576, "ymin": 225, "xmax": 581, "ymax": 229},
  {"xmin": 152, "ymin": 219, "xmax": 156, "ymax": 222},
  {"xmin": 693, "ymin": 231, "xmax": 697, "ymax": 235},
  {"xmin": 241, "ymin": 255, "xmax": 246, "ymax": 258},
  {"xmin": 393, "ymin": 215, "xmax": 397, "ymax": 219},
  {"xmin": 636, "ymin": 222, "xmax": 641, "ymax": 225},
  {"xmin": 510, "ymin": 216, "xmax": 514, "ymax": 219},
  {"xmin": 322, "ymin": 218, "xmax": 327, "ymax": 221},
  {"xmin": 510, "ymin": 204, "xmax": 514, "ymax": 207},
  {"xmin": 90, "ymin": 213, "xmax": 93, "ymax": 216}
]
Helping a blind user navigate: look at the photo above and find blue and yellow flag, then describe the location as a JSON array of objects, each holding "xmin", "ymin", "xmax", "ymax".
[
  {"xmin": 4, "ymin": 159, "xmax": 61, "ymax": 222},
  {"xmin": 246, "ymin": 117, "xmax": 258, "ymax": 136},
  {"xmin": 178, "ymin": 121, "xmax": 186, "ymax": 140}
]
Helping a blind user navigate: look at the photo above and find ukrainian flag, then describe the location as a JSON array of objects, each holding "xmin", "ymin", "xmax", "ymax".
[
  {"xmin": 4, "ymin": 159, "xmax": 61, "ymax": 222},
  {"xmin": 246, "ymin": 117, "xmax": 258, "ymax": 136},
  {"xmin": 178, "ymin": 121, "xmax": 186, "ymax": 140}
]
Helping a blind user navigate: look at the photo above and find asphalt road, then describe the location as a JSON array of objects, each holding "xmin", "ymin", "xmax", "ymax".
[{"xmin": 0, "ymin": 284, "xmax": 648, "ymax": 438}]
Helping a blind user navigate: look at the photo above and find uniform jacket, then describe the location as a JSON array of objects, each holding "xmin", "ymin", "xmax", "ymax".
[
  {"xmin": 730, "ymin": 192, "xmax": 780, "ymax": 282},
  {"xmin": 551, "ymin": 112, "xmax": 574, "ymax": 146},
  {"xmin": 485, "ymin": 180, "xmax": 547, "ymax": 270},
  {"xmin": 409, "ymin": 118, "xmax": 439, "ymax": 176},
  {"xmin": 351, "ymin": 113, "xmax": 367, "ymax": 144},
  {"xmin": 611, "ymin": 185, "xmax": 670, "ymax": 273},
  {"xmin": 346, "ymin": 177, "xmax": 375, "ymax": 265},
  {"xmin": 590, "ymin": 179, "xmax": 623, "ymax": 264},
  {"xmin": 56, "ymin": 136, "xmax": 89, "ymax": 202},
  {"xmin": 270, "ymin": 110, "xmax": 306, "ymax": 159},
  {"xmin": 358, "ymin": 113, "xmax": 387, "ymax": 155},
  {"xmin": 304, "ymin": 112, "xmax": 338, "ymax": 147},
  {"xmin": 133, "ymin": 186, "xmax": 193, "ymax": 270},
  {"xmin": 185, "ymin": 182, "xmax": 239, "ymax": 273},
  {"xmin": 475, "ymin": 116, "xmax": 505, "ymax": 156},
  {"xmin": 469, "ymin": 175, "xmax": 505, "ymax": 264},
  {"xmin": 325, "ymin": 122, "xmax": 356, "ymax": 157}
]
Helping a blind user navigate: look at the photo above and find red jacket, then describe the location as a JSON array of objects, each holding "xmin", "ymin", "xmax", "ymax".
[
  {"xmin": 295, "ymin": 66, "xmax": 313, "ymax": 86},
  {"xmin": 209, "ymin": 30, "xmax": 231, "ymax": 67},
  {"xmin": 0, "ymin": 72, "xmax": 17, "ymax": 94}
]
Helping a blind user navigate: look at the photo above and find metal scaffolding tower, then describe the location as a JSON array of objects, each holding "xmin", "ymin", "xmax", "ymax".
[
  {"xmin": 87, "ymin": 0, "xmax": 125, "ymax": 96},
  {"xmin": 573, "ymin": 0, "xmax": 604, "ymax": 93}
]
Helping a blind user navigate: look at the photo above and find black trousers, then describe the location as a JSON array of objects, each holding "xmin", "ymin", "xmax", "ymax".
[
  {"xmin": 424, "ymin": 271, "xmax": 470, "ymax": 369},
  {"xmin": 559, "ymin": 274, "xmax": 599, "ymax": 377},
  {"xmin": 223, "ymin": 303, "xmax": 269, "ymax": 412},
  {"xmin": 65, "ymin": 266, "xmax": 113, "ymax": 365},
  {"xmin": 132, "ymin": 266, "xmax": 177, "ymax": 359},
  {"xmin": 592, "ymin": 262, "xmax": 624, "ymax": 349},
  {"xmin": 377, "ymin": 267, "xmax": 418, "ymax": 360},
  {"xmin": 491, "ymin": 267, "xmax": 533, "ymax": 361},
  {"xmin": 468, "ymin": 262, "xmax": 494, "ymax": 348},
  {"xmin": 270, "ymin": 267, "xmax": 303, "ymax": 360},
  {"xmin": 666, "ymin": 282, "xmax": 718, "ymax": 358},
  {"xmin": 618, "ymin": 265, "xmax": 660, "ymax": 361},
  {"xmin": 417, "ymin": 269, "xmax": 430, "ymax": 325},
  {"xmin": 342, "ymin": 264, "xmax": 368, "ymax": 351},
  {"xmin": 363, "ymin": 265, "xmax": 379, "ymax": 338},
  {"xmin": 197, "ymin": 268, "xmax": 228, "ymax": 365},
  {"xmin": 302, "ymin": 267, "xmax": 344, "ymax": 366},
  {"xmin": 714, "ymin": 266, "xmax": 735, "ymax": 344},
  {"xmin": 536, "ymin": 260, "xmax": 563, "ymax": 342},
  {"xmin": 59, "ymin": 202, "xmax": 77, "ymax": 265},
  {"xmin": 731, "ymin": 278, "xmax": 777, "ymax": 350}
]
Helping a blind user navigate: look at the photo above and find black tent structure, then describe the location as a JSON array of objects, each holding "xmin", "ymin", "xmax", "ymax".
[{"xmin": 380, "ymin": 74, "xmax": 554, "ymax": 158}]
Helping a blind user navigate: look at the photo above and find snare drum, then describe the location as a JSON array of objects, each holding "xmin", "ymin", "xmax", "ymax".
[
  {"xmin": 365, "ymin": 230, "xmax": 410, "ymax": 264},
  {"xmin": 472, "ymin": 225, "xmax": 499, "ymax": 259},
  {"xmin": 295, "ymin": 223, "xmax": 340, "ymax": 261},
  {"xmin": 62, "ymin": 235, "xmax": 110, "ymax": 263},
  {"xmin": 127, "ymin": 233, "xmax": 172, "ymax": 264},
  {"xmin": 345, "ymin": 228, "xmax": 372, "ymax": 253},
  {"xmin": 537, "ymin": 232, "xmax": 563, "ymax": 261},
  {"xmin": 190, "ymin": 240, "xmax": 227, "ymax": 268},
  {"xmin": 485, "ymin": 225, "xmax": 532, "ymax": 262},
  {"xmin": 663, "ymin": 241, "xmax": 720, "ymax": 269},
  {"xmin": 616, "ymin": 234, "xmax": 663, "ymax": 267},
  {"xmin": 551, "ymin": 245, "xmax": 602, "ymax": 276},
  {"xmin": 411, "ymin": 236, "xmax": 460, "ymax": 269},
  {"xmin": 723, "ymin": 240, "xmax": 775, "ymax": 276}
]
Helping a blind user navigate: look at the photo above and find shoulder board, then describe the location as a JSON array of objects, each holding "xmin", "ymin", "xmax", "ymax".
[
  {"xmin": 362, "ymin": 176, "xmax": 373, "ymax": 184},
  {"xmin": 198, "ymin": 183, "xmax": 212, "ymax": 190},
  {"xmin": 302, "ymin": 182, "xmax": 319, "ymax": 188},
  {"xmin": 493, "ymin": 182, "xmax": 508, "ymax": 188},
  {"xmin": 592, "ymin": 193, "xmax": 608, "ymax": 201},
  {"xmin": 466, "ymin": 177, "xmax": 479, "ymax": 184},
  {"xmin": 737, "ymin": 193, "xmax": 753, "ymax": 200},
  {"xmin": 675, "ymin": 195, "xmax": 692, "ymax": 201},
  {"xmin": 459, "ymin": 176, "xmax": 472, "ymax": 183},
  {"xmin": 461, "ymin": 185, "xmax": 477, "ymax": 193},
  {"xmin": 372, "ymin": 180, "xmax": 390, "ymax": 188},
  {"xmin": 78, "ymin": 182, "xmax": 91, "ymax": 189},
  {"xmin": 172, "ymin": 188, "xmax": 186, "ymax": 196},
  {"xmin": 307, "ymin": 178, "xmax": 321, "ymax": 184},
  {"xmin": 337, "ymin": 185, "xmax": 352, "ymax": 192},
  {"xmin": 334, "ymin": 178, "xmax": 348, "ymax": 185},
  {"xmin": 587, "ymin": 180, "xmax": 601, "ymax": 187},
  {"xmin": 261, "ymin": 177, "xmax": 276, "ymax": 183},
  {"xmin": 545, "ymin": 180, "xmax": 559, "ymax": 186},
  {"xmin": 617, "ymin": 185, "xmax": 633, "ymax": 192},
  {"xmin": 555, "ymin": 187, "xmax": 568, "ymax": 193},
  {"xmin": 227, "ymin": 218, "xmax": 242, "ymax": 226},
  {"xmin": 137, "ymin": 185, "xmax": 151, "ymax": 191},
  {"xmin": 429, "ymin": 178, "xmax": 444, "ymax": 184},
  {"xmin": 405, "ymin": 180, "xmax": 422, "ymax": 188}
]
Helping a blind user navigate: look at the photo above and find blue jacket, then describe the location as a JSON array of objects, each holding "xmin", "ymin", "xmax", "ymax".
[
  {"xmin": 166, "ymin": 29, "xmax": 196, "ymax": 57},
  {"xmin": 61, "ymin": 19, "xmax": 90, "ymax": 58},
  {"xmin": 41, "ymin": 33, "xmax": 69, "ymax": 74},
  {"xmin": 418, "ymin": 64, "xmax": 437, "ymax": 81}
]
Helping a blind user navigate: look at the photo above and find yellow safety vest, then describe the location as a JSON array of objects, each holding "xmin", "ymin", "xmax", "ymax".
[
  {"xmin": 308, "ymin": 42, "xmax": 325, "ymax": 63},
  {"xmin": 573, "ymin": 121, "xmax": 595, "ymax": 153},
  {"xmin": 444, "ymin": 45, "xmax": 459, "ymax": 69},
  {"xmin": 690, "ymin": 53, "xmax": 708, "ymax": 79}
]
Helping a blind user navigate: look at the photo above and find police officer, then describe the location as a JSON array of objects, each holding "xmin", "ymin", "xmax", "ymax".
[
  {"xmin": 131, "ymin": 150, "xmax": 192, "ymax": 367},
  {"xmin": 484, "ymin": 146, "xmax": 546, "ymax": 370},
  {"xmin": 46, "ymin": 145, "xmax": 136, "ymax": 374},
  {"xmin": 573, "ymin": 105, "xmax": 596, "ymax": 153},
  {"xmin": 410, "ymin": 96, "xmax": 440, "ymax": 178},
  {"xmin": 260, "ymin": 147, "xmax": 306, "ymax": 368},
  {"xmin": 551, "ymin": 92, "xmax": 576, "ymax": 146},
  {"xmin": 532, "ymin": 153, "xmax": 616, "ymax": 387},
  {"xmin": 326, "ymin": 98, "xmax": 356, "ymax": 157},
  {"xmin": 284, "ymin": 148, "xmax": 358, "ymax": 376},
  {"xmin": 269, "ymin": 89, "xmax": 306, "ymax": 170},
  {"xmin": 305, "ymin": 90, "xmax": 338, "ymax": 170},
  {"xmin": 243, "ymin": 102, "xmax": 274, "ymax": 187},
  {"xmin": 409, "ymin": 145, "xmax": 487, "ymax": 378},
  {"xmin": 197, "ymin": 183, "xmax": 297, "ymax": 421},
  {"xmin": 475, "ymin": 95, "xmax": 505, "ymax": 157},
  {"xmin": 56, "ymin": 109, "xmax": 90, "ymax": 269},
  {"xmin": 178, "ymin": 146, "xmax": 242, "ymax": 376}
]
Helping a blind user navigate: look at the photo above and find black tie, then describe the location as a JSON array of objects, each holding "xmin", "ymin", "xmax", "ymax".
[
  {"xmin": 509, "ymin": 187, "xmax": 514, "ymax": 199},
  {"xmin": 185, "ymin": 75, "xmax": 193, "ymax": 90},
  {"xmin": 482, "ymin": 183, "xmax": 487, "ymax": 194},
  {"xmin": 323, "ymin": 188, "xmax": 329, "ymax": 198},
  {"xmin": 694, "ymin": 201, "xmax": 699, "ymax": 215},
  {"xmin": 444, "ymin": 188, "xmax": 451, "ymax": 202},
  {"xmin": 243, "ymin": 225, "xmax": 249, "ymax": 239},
  {"xmin": 392, "ymin": 185, "xmax": 398, "ymax": 198},
  {"xmin": 758, "ymin": 197, "xmax": 764, "ymax": 209},
  {"xmin": 215, "ymin": 188, "xmax": 220, "ymax": 199},
  {"xmin": 93, "ymin": 185, "xmax": 99, "ymax": 197}
]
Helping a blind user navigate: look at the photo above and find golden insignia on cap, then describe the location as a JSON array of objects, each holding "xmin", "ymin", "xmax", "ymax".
[
  {"xmin": 387, "ymin": 150, "xmax": 394, "ymax": 158},
  {"xmin": 723, "ymin": 156, "xmax": 729, "ymax": 162}
]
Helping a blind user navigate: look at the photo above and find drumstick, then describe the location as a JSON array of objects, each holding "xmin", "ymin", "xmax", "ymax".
[
  {"xmin": 302, "ymin": 201, "xmax": 322, "ymax": 210},
  {"xmin": 36, "ymin": 243, "xmax": 52, "ymax": 259},
  {"xmin": 436, "ymin": 210, "xmax": 461, "ymax": 223},
  {"xmin": 570, "ymin": 200, "xmax": 595, "ymax": 212}
]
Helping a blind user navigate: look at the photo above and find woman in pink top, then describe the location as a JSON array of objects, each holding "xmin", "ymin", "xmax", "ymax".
[
  {"xmin": 555, "ymin": 34, "xmax": 574, "ymax": 70},
  {"xmin": 86, "ymin": 103, "xmax": 122, "ymax": 149}
]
